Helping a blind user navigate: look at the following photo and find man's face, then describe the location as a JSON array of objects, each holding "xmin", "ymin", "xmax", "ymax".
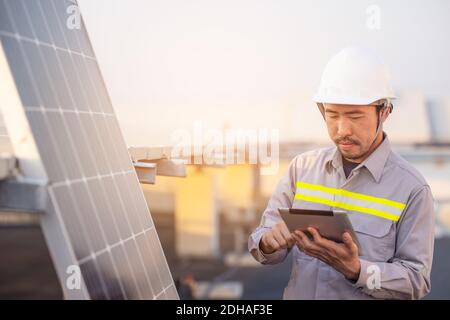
[{"xmin": 323, "ymin": 104, "xmax": 380, "ymax": 162}]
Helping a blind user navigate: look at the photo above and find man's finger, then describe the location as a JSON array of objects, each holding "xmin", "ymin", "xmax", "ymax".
[
  {"xmin": 285, "ymin": 233, "xmax": 296, "ymax": 248},
  {"xmin": 279, "ymin": 221, "xmax": 291, "ymax": 235},
  {"xmin": 294, "ymin": 233, "xmax": 313, "ymax": 255},
  {"xmin": 273, "ymin": 229, "xmax": 288, "ymax": 249},
  {"xmin": 307, "ymin": 227, "xmax": 324, "ymax": 245},
  {"xmin": 292, "ymin": 233, "xmax": 304, "ymax": 251},
  {"xmin": 342, "ymin": 232, "xmax": 353, "ymax": 249},
  {"xmin": 295, "ymin": 230, "xmax": 315, "ymax": 250},
  {"xmin": 294, "ymin": 232, "xmax": 326, "ymax": 259},
  {"xmin": 279, "ymin": 225, "xmax": 296, "ymax": 248},
  {"xmin": 264, "ymin": 235, "xmax": 280, "ymax": 252},
  {"xmin": 343, "ymin": 232, "xmax": 358, "ymax": 255}
]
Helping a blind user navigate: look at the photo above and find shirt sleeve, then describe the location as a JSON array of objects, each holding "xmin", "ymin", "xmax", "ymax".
[
  {"xmin": 248, "ymin": 156, "xmax": 299, "ymax": 265},
  {"xmin": 352, "ymin": 185, "xmax": 435, "ymax": 299}
]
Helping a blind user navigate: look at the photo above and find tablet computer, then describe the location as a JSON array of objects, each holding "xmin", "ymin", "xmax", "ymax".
[{"xmin": 278, "ymin": 208, "xmax": 363, "ymax": 255}]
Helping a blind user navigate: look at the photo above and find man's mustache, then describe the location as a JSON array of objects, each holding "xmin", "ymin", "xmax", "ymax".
[{"xmin": 335, "ymin": 137, "xmax": 359, "ymax": 145}]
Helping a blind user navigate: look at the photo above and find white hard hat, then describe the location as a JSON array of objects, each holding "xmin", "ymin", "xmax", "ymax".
[{"xmin": 313, "ymin": 46, "xmax": 396, "ymax": 106}]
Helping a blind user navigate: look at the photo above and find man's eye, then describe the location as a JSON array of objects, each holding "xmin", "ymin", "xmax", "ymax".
[{"xmin": 350, "ymin": 117, "xmax": 363, "ymax": 120}]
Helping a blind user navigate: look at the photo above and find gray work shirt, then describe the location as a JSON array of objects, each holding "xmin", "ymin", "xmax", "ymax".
[{"xmin": 248, "ymin": 132, "xmax": 435, "ymax": 299}]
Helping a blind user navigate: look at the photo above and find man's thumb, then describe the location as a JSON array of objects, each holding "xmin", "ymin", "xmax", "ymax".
[{"xmin": 343, "ymin": 232, "xmax": 357, "ymax": 253}]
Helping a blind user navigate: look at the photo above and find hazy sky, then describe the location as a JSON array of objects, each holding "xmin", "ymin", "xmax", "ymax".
[{"xmin": 78, "ymin": 0, "xmax": 450, "ymax": 146}]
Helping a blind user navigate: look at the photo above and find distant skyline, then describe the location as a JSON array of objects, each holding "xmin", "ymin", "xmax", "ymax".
[{"xmin": 79, "ymin": 0, "xmax": 450, "ymax": 146}]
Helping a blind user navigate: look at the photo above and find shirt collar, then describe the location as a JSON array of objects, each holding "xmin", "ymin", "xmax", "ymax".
[{"xmin": 325, "ymin": 132, "xmax": 391, "ymax": 183}]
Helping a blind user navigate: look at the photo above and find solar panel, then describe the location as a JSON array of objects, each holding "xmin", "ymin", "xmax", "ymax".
[{"xmin": 0, "ymin": 0, "xmax": 178, "ymax": 299}]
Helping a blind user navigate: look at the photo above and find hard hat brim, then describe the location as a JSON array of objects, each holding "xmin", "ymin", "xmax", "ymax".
[{"xmin": 312, "ymin": 94, "xmax": 396, "ymax": 105}]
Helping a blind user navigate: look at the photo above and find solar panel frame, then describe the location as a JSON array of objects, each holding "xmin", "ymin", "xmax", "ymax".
[{"xmin": 0, "ymin": 0, "xmax": 178, "ymax": 300}]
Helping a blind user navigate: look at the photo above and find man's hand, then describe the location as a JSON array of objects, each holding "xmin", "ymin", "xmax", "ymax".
[
  {"xmin": 293, "ymin": 227, "xmax": 361, "ymax": 281},
  {"xmin": 259, "ymin": 222, "xmax": 296, "ymax": 254}
]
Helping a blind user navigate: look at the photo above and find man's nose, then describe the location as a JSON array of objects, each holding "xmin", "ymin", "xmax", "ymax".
[{"xmin": 337, "ymin": 119, "xmax": 352, "ymax": 137}]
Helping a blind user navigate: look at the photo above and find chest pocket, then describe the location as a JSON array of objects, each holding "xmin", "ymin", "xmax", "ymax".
[{"xmin": 349, "ymin": 212, "xmax": 396, "ymax": 262}]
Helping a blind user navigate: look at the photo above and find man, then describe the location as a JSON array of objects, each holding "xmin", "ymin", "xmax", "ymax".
[{"xmin": 248, "ymin": 46, "xmax": 435, "ymax": 299}]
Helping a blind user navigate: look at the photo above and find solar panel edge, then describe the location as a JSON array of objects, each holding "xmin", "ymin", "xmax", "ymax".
[
  {"xmin": 43, "ymin": 190, "xmax": 92, "ymax": 299},
  {"xmin": 0, "ymin": 36, "xmax": 92, "ymax": 299}
]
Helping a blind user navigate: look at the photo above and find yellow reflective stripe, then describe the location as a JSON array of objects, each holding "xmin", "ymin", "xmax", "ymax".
[
  {"xmin": 294, "ymin": 193, "xmax": 401, "ymax": 222},
  {"xmin": 296, "ymin": 181, "xmax": 406, "ymax": 210},
  {"xmin": 296, "ymin": 187, "xmax": 403, "ymax": 217}
]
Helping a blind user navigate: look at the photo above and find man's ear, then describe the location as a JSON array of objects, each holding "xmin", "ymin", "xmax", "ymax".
[{"xmin": 380, "ymin": 105, "xmax": 391, "ymax": 123}]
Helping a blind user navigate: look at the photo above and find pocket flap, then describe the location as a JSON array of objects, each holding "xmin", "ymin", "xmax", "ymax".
[{"xmin": 349, "ymin": 212, "xmax": 393, "ymax": 238}]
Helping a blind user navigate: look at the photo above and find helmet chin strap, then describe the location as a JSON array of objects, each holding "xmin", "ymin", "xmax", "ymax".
[{"xmin": 368, "ymin": 103, "xmax": 392, "ymax": 151}]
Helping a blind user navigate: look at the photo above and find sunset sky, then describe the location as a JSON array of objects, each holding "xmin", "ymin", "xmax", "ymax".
[{"xmin": 78, "ymin": 0, "xmax": 450, "ymax": 146}]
